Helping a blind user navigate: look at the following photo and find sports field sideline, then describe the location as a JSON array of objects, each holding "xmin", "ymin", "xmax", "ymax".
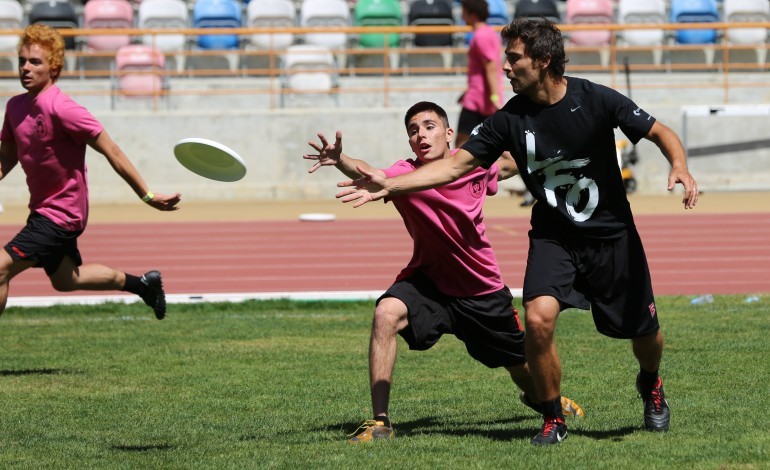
[{"xmin": 1, "ymin": 191, "xmax": 768, "ymax": 308}]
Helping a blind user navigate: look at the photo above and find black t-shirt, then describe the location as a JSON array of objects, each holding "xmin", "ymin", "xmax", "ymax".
[{"xmin": 462, "ymin": 76, "xmax": 656, "ymax": 239}]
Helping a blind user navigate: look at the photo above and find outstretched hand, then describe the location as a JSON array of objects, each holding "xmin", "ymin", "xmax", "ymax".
[
  {"xmin": 335, "ymin": 166, "xmax": 390, "ymax": 208},
  {"xmin": 668, "ymin": 166, "xmax": 699, "ymax": 209},
  {"xmin": 147, "ymin": 192, "xmax": 182, "ymax": 211},
  {"xmin": 303, "ymin": 130, "xmax": 343, "ymax": 173}
]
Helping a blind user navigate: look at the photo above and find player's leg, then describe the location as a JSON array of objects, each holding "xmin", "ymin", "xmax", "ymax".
[
  {"xmin": 0, "ymin": 249, "xmax": 36, "ymax": 315},
  {"xmin": 455, "ymin": 108, "xmax": 484, "ymax": 148},
  {"xmin": 633, "ymin": 328, "xmax": 669, "ymax": 432},
  {"xmin": 48, "ymin": 257, "xmax": 124, "ymax": 291},
  {"xmin": 586, "ymin": 228, "xmax": 669, "ymax": 432},
  {"xmin": 48, "ymin": 257, "xmax": 167, "ymax": 319},
  {"xmin": 369, "ymin": 296, "xmax": 409, "ymax": 419},
  {"xmin": 523, "ymin": 296, "xmax": 564, "ymax": 391},
  {"xmin": 350, "ymin": 275, "xmax": 450, "ymax": 443},
  {"xmin": 348, "ymin": 296, "xmax": 407, "ymax": 444},
  {"xmin": 524, "ymin": 295, "xmax": 569, "ymax": 445}
]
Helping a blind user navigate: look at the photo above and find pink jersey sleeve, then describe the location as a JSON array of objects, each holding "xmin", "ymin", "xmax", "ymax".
[
  {"xmin": 0, "ymin": 109, "xmax": 14, "ymax": 143},
  {"xmin": 54, "ymin": 94, "xmax": 103, "ymax": 143}
]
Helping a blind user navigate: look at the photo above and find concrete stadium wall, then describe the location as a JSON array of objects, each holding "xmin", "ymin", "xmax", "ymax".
[{"xmin": 0, "ymin": 83, "xmax": 768, "ymax": 205}]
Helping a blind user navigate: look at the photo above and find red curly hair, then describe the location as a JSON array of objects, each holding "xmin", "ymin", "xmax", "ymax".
[{"xmin": 19, "ymin": 24, "xmax": 66, "ymax": 82}]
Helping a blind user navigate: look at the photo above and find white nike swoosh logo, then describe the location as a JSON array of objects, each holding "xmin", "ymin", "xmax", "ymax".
[
  {"xmin": 570, "ymin": 106, "xmax": 580, "ymax": 112},
  {"xmin": 557, "ymin": 430, "xmax": 566, "ymax": 442},
  {"xmin": 633, "ymin": 108, "xmax": 641, "ymax": 116}
]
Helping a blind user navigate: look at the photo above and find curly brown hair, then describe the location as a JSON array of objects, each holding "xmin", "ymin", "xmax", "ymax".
[
  {"xmin": 19, "ymin": 24, "xmax": 65, "ymax": 81},
  {"xmin": 501, "ymin": 18, "xmax": 567, "ymax": 81}
]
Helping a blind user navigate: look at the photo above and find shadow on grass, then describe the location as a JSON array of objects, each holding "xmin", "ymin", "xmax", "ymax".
[
  {"xmin": 0, "ymin": 368, "xmax": 76, "ymax": 376},
  {"xmin": 319, "ymin": 418, "xmax": 639, "ymax": 442},
  {"xmin": 573, "ymin": 426, "xmax": 639, "ymax": 441},
  {"xmin": 111, "ymin": 444, "xmax": 175, "ymax": 452},
  {"xmin": 323, "ymin": 415, "xmax": 537, "ymax": 441}
]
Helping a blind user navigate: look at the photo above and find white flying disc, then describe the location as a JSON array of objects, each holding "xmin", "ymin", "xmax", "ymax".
[
  {"xmin": 299, "ymin": 213, "xmax": 336, "ymax": 222},
  {"xmin": 174, "ymin": 138, "xmax": 247, "ymax": 182}
]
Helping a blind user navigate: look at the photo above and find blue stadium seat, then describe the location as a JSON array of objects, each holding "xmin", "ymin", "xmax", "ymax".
[
  {"xmin": 193, "ymin": 0, "xmax": 242, "ymax": 50},
  {"xmin": 670, "ymin": 0, "xmax": 720, "ymax": 44}
]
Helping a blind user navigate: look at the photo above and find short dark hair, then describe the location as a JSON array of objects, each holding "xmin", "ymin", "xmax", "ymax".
[
  {"xmin": 404, "ymin": 101, "xmax": 450, "ymax": 130},
  {"xmin": 461, "ymin": 0, "xmax": 489, "ymax": 22},
  {"xmin": 501, "ymin": 17, "xmax": 567, "ymax": 80}
]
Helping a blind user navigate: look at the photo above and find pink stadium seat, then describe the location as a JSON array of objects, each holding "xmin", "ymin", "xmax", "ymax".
[
  {"xmin": 111, "ymin": 44, "xmax": 169, "ymax": 108},
  {"xmin": 84, "ymin": 0, "xmax": 135, "ymax": 51},
  {"xmin": 565, "ymin": 0, "xmax": 615, "ymax": 46}
]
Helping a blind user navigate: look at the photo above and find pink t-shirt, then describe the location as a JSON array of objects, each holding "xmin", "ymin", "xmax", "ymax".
[
  {"xmin": 1, "ymin": 85, "xmax": 103, "ymax": 231},
  {"xmin": 461, "ymin": 23, "xmax": 504, "ymax": 117},
  {"xmin": 383, "ymin": 157, "xmax": 504, "ymax": 297}
]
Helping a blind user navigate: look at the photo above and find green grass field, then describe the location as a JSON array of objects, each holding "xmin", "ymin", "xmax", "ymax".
[{"xmin": 0, "ymin": 296, "xmax": 768, "ymax": 469}]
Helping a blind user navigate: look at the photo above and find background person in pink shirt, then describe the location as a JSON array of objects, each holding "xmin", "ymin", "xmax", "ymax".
[
  {"xmin": 456, "ymin": 0, "xmax": 504, "ymax": 148},
  {"xmin": 0, "ymin": 25, "xmax": 181, "ymax": 319},
  {"xmin": 304, "ymin": 101, "xmax": 582, "ymax": 444}
]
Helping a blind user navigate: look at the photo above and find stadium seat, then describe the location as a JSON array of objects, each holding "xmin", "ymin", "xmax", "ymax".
[
  {"xmin": 668, "ymin": 0, "xmax": 720, "ymax": 68},
  {"xmin": 722, "ymin": 0, "xmax": 769, "ymax": 67},
  {"xmin": 243, "ymin": 0, "xmax": 296, "ymax": 72},
  {"xmin": 301, "ymin": 0, "xmax": 350, "ymax": 49},
  {"xmin": 188, "ymin": 0, "xmax": 242, "ymax": 74},
  {"xmin": 0, "ymin": 0, "xmax": 23, "ymax": 71},
  {"xmin": 462, "ymin": 0, "xmax": 509, "ymax": 47},
  {"xmin": 138, "ymin": 0, "xmax": 189, "ymax": 72},
  {"xmin": 513, "ymin": 0, "xmax": 561, "ymax": 23},
  {"xmin": 81, "ymin": 0, "xmax": 135, "ymax": 76},
  {"xmin": 300, "ymin": 0, "xmax": 351, "ymax": 67},
  {"xmin": 352, "ymin": 0, "xmax": 403, "ymax": 72},
  {"xmin": 83, "ymin": 0, "xmax": 134, "ymax": 51},
  {"xmin": 404, "ymin": 0, "xmax": 455, "ymax": 73},
  {"xmin": 485, "ymin": 0, "xmax": 509, "ymax": 27},
  {"xmin": 246, "ymin": 0, "xmax": 295, "ymax": 50},
  {"xmin": 28, "ymin": 0, "xmax": 80, "ymax": 51},
  {"xmin": 111, "ymin": 44, "xmax": 169, "ymax": 109},
  {"xmin": 280, "ymin": 44, "xmax": 339, "ymax": 107},
  {"xmin": 564, "ymin": 0, "xmax": 614, "ymax": 68},
  {"xmin": 617, "ymin": 0, "xmax": 667, "ymax": 66}
]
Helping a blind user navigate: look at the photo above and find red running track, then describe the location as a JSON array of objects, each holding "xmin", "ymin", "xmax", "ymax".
[{"xmin": 1, "ymin": 212, "xmax": 769, "ymax": 303}]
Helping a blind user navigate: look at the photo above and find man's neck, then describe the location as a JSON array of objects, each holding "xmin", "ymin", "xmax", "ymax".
[{"xmin": 528, "ymin": 76, "xmax": 567, "ymax": 106}]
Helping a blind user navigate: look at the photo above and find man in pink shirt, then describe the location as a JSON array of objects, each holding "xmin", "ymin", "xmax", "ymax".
[
  {"xmin": 0, "ymin": 25, "xmax": 181, "ymax": 319},
  {"xmin": 304, "ymin": 101, "xmax": 582, "ymax": 443},
  {"xmin": 456, "ymin": 0, "xmax": 504, "ymax": 148}
]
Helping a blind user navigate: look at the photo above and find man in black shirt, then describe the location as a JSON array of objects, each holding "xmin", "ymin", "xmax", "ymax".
[{"xmin": 336, "ymin": 18, "xmax": 699, "ymax": 446}]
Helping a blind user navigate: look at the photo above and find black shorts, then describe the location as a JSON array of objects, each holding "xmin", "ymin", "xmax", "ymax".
[
  {"xmin": 4, "ymin": 213, "xmax": 83, "ymax": 276},
  {"xmin": 523, "ymin": 228, "xmax": 659, "ymax": 339},
  {"xmin": 377, "ymin": 271, "xmax": 526, "ymax": 368},
  {"xmin": 457, "ymin": 107, "xmax": 491, "ymax": 136}
]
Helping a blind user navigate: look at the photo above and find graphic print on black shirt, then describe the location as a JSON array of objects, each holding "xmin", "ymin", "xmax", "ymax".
[{"xmin": 463, "ymin": 77, "xmax": 656, "ymax": 239}]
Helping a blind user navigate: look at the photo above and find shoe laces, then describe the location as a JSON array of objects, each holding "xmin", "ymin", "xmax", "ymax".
[
  {"xmin": 540, "ymin": 417, "xmax": 564, "ymax": 436},
  {"xmin": 648, "ymin": 379, "xmax": 665, "ymax": 412},
  {"xmin": 348, "ymin": 419, "xmax": 381, "ymax": 437}
]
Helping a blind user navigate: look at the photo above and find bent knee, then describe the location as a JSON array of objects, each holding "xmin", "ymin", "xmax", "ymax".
[
  {"xmin": 523, "ymin": 298, "xmax": 560, "ymax": 332},
  {"xmin": 373, "ymin": 299, "xmax": 408, "ymax": 331},
  {"xmin": 50, "ymin": 280, "xmax": 76, "ymax": 292}
]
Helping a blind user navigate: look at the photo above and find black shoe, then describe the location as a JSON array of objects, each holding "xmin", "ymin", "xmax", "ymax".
[
  {"xmin": 636, "ymin": 374, "xmax": 670, "ymax": 432},
  {"xmin": 531, "ymin": 416, "xmax": 568, "ymax": 446},
  {"xmin": 140, "ymin": 270, "xmax": 166, "ymax": 320}
]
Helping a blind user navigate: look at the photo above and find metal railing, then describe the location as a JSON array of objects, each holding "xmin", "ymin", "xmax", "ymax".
[{"xmin": 0, "ymin": 22, "xmax": 767, "ymax": 109}]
